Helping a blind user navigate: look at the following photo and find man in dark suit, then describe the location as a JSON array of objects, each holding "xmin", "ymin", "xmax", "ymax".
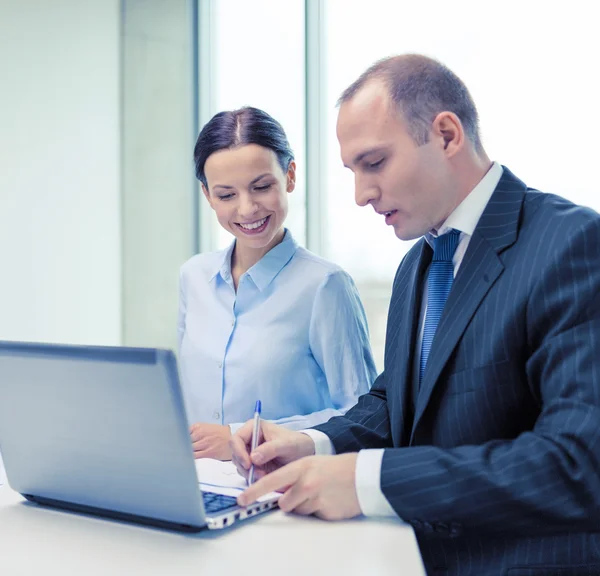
[{"xmin": 231, "ymin": 54, "xmax": 600, "ymax": 574}]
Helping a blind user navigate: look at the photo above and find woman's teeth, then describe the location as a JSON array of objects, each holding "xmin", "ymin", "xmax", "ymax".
[{"xmin": 238, "ymin": 216, "xmax": 268, "ymax": 230}]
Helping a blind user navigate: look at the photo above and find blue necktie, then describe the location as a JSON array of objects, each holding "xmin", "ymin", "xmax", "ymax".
[{"xmin": 419, "ymin": 229, "xmax": 461, "ymax": 385}]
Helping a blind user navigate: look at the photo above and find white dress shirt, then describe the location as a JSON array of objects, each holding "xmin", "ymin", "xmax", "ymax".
[{"xmin": 303, "ymin": 162, "xmax": 504, "ymax": 517}]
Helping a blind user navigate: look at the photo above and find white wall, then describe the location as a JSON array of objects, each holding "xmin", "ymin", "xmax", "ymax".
[
  {"xmin": 0, "ymin": 0, "xmax": 121, "ymax": 345},
  {"xmin": 121, "ymin": 0, "xmax": 195, "ymax": 352}
]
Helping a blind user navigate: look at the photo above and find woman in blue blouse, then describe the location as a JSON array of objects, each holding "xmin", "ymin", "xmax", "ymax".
[{"xmin": 179, "ymin": 107, "xmax": 377, "ymax": 460}]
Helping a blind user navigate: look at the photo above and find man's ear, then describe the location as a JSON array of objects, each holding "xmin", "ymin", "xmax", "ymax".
[
  {"xmin": 286, "ymin": 161, "xmax": 297, "ymax": 193},
  {"xmin": 431, "ymin": 111, "xmax": 464, "ymax": 157}
]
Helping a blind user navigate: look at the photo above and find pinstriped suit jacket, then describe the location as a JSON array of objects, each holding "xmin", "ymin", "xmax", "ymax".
[{"xmin": 314, "ymin": 167, "xmax": 600, "ymax": 575}]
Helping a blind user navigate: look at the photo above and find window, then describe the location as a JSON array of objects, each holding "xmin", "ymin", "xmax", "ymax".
[
  {"xmin": 324, "ymin": 0, "xmax": 599, "ymax": 369},
  {"xmin": 210, "ymin": 0, "xmax": 306, "ymax": 250}
]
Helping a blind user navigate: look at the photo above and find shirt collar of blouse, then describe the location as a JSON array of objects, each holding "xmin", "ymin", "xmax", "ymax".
[{"xmin": 209, "ymin": 228, "xmax": 298, "ymax": 292}]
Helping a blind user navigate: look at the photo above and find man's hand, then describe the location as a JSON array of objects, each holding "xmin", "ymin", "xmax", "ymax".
[
  {"xmin": 190, "ymin": 423, "xmax": 232, "ymax": 460},
  {"xmin": 238, "ymin": 454, "xmax": 361, "ymax": 521},
  {"xmin": 230, "ymin": 420, "xmax": 315, "ymax": 481}
]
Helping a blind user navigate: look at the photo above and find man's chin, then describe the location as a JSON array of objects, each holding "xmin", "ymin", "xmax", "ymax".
[{"xmin": 394, "ymin": 227, "xmax": 425, "ymax": 242}]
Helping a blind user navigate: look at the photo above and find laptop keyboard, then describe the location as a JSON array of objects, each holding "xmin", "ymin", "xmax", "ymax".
[{"xmin": 202, "ymin": 491, "xmax": 238, "ymax": 514}]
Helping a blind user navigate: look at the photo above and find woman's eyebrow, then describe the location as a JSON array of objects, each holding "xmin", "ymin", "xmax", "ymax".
[{"xmin": 249, "ymin": 172, "xmax": 272, "ymax": 185}]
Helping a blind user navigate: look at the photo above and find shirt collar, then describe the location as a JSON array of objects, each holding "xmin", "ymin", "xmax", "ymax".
[
  {"xmin": 209, "ymin": 228, "xmax": 298, "ymax": 291},
  {"xmin": 426, "ymin": 161, "xmax": 503, "ymax": 244}
]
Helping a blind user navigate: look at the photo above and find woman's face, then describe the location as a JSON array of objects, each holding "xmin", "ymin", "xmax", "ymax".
[{"xmin": 203, "ymin": 144, "xmax": 295, "ymax": 251}]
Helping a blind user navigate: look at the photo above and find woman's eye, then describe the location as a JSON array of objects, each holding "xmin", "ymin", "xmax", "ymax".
[
  {"xmin": 218, "ymin": 193, "xmax": 233, "ymax": 200},
  {"xmin": 254, "ymin": 184, "xmax": 272, "ymax": 191}
]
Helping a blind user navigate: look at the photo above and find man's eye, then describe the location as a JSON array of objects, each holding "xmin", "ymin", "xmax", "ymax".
[{"xmin": 368, "ymin": 158, "xmax": 384, "ymax": 169}]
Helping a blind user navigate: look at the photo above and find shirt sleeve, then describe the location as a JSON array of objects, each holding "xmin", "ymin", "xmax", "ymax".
[
  {"xmin": 278, "ymin": 270, "xmax": 378, "ymax": 430},
  {"xmin": 355, "ymin": 449, "xmax": 401, "ymax": 518},
  {"xmin": 301, "ymin": 429, "xmax": 336, "ymax": 455},
  {"xmin": 309, "ymin": 270, "xmax": 378, "ymax": 413},
  {"xmin": 228, "ymin": 271, "xmax": 377, "ymax": 431}
]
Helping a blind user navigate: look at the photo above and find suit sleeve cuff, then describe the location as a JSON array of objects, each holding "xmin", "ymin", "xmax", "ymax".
[
  {"xmin": 300, "ymin": 429, "xmax": 335, "ymax": 455},
  {"xmin": 355, "ymin": 449, "xmax": 400, "ymax": 518}
]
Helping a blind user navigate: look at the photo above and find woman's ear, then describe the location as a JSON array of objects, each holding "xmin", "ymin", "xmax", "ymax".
[{"xmin": 286, "ymin": 161, "xmax": 297, "ymax": 193}]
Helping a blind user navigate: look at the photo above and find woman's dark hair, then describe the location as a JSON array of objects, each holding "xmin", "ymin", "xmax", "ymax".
[{"xmin": 194, "ymin": 106, "xmax": 294, "ymax": 188}]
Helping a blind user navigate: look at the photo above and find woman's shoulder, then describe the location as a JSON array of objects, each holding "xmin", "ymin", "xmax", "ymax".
[
  {"xmin": 180, "ymin": 248, "xmax": 229, "ymax": 282},
  {"xmin": 291, "ymin": 247, "xmax": 354, "ymax": 284},
  {"xmin": 289, "ymin": 248, "xmax": 365, "ymax": 311}
]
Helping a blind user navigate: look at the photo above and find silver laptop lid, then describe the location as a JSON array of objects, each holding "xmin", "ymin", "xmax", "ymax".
[{"xmin": 0, "ymin": 341, "xmax": 206, "ymax": 528}]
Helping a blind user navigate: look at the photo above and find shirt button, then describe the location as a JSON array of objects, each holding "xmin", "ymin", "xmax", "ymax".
[
  {"xmin": 217, "ymin": 361, "xmax": 222, "ymax": 368},
  {"xmin": 213, "ymin": 412, "xmax": 220, "ymax": 420}
]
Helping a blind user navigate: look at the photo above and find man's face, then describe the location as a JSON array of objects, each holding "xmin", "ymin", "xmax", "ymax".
[{"xmin": 336, "ymin": 81, "xmax": 453, "ymax": 241}]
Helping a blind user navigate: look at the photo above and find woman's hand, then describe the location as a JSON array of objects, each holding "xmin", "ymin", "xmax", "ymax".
[{"xmin": 190, "ymin": 423, "xmax": 232, "ymax": 460}]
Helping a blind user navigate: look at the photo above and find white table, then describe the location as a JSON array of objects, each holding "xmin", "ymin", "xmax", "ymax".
[{"xmin": 0, "ymin": 486, "xmax": 425, "ymax": 575}]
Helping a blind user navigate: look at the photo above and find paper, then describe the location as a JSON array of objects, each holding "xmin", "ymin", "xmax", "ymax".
[
  {"xmin": 195, "ymin": 458, "xmax": 247, "ymax": 491},
  {"xmin": 195, "ymin": 458, "xmax": 280, "ymax": 503}
]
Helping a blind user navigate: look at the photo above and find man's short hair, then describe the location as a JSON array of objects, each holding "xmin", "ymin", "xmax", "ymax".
[{"xmin": 339, "ymin": 54, "xmax": 483, "ymax": 152}]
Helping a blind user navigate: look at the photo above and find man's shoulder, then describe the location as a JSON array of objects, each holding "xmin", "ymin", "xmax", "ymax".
[
  {"xmin": 523, "ymin": 189, "xmax": 600, "ymax": 231},
  {"xmin": 515, "ymin": 189, "xmax": 600, "ymax": 277}
]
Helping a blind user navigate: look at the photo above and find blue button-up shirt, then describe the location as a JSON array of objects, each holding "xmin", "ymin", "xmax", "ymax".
[{"xmin": 178, "ymin": 230, "xmax": 377, "ymax": 431}]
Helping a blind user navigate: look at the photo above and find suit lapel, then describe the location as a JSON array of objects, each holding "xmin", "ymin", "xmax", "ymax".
[
  {"xmin": 410, "ymin": 167, "xmax": 527, "ymax": 437},
  {"xmin": 387, "ymin": 240, "xmax": 432, "ymax": 447}
]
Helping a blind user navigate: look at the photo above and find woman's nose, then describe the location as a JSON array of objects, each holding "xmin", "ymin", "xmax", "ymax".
[{"xmin": 238, "ymin": 195, "xmax": 259, "ymax": 219}]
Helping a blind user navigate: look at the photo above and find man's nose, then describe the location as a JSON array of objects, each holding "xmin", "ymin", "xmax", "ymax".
[{"xmin": 355, "ymin": 176, "xmax": 379, "ymax": 207}]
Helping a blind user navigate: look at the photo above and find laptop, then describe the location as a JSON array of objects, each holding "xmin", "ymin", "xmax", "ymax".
[{"xmin": 0, "ymin": 340, "xmax": 279, "ymax": 531}]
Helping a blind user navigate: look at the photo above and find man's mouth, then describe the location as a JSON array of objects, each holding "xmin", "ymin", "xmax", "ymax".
[{"xmin": 382, "ymin": 210, "xmax": 398, "ymax": 225}]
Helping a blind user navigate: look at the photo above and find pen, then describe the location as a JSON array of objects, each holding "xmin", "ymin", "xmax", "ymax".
[{"xmin": 247, "ymin": 400, "xmax": 261, "ymax": 485}]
